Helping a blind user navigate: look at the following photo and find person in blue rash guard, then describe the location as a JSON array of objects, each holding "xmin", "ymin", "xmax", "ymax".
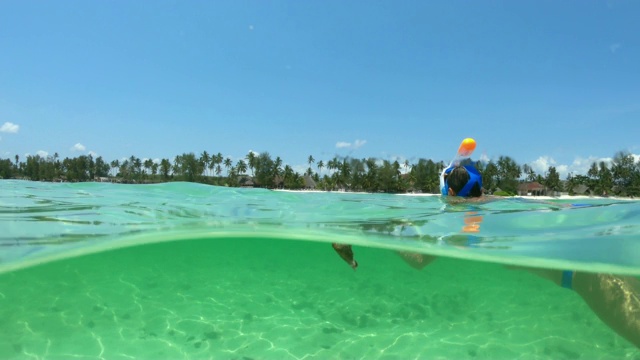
[
  {"xmin": 397, "ymin": 165, "xmax": 488, "ymax": 269},
  {"xmin": 442, "ymin": 164, "xmax": 483, "ymax": 198},
  {"xmin": 334, "ymin": 164, "xmax": 640, "ymax": 349},
  {"xmin": 425, "ymin": 165, "xmax": 640, "ymax": 349}
]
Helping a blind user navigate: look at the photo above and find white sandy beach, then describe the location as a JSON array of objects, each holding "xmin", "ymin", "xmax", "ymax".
[{"xmin": 274, "ymin": 189, "xmax": 636, "ymax": 201}]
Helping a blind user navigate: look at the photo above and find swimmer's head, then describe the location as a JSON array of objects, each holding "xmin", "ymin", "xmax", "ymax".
[{"xmin": 443, "ymin": 165, "xmax": 483, "ymax": 197}]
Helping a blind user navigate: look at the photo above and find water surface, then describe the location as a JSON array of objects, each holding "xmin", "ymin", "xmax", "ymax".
[{"xmin": 1, "ymin": 180, "xmax": 639, "ymax": 359}]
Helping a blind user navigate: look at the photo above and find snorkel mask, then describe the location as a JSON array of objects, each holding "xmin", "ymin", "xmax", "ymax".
[{"xmin": 440, "ymin": 165, "xmax": 483, "ymax": 197}]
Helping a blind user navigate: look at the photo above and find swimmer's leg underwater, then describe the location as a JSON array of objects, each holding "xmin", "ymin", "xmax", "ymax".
[
  {"xmin": 519, "ymin": 267, "xmax": 640, "ymax": 349},
  {"xmin": 332, "ymin": 245, "xmax": 640, "ymax": 349}
]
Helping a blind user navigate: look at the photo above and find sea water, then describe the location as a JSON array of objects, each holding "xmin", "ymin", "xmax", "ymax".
[{"xmin": 0, "ymin": 180, "xmax": 639, "ymax": 359}]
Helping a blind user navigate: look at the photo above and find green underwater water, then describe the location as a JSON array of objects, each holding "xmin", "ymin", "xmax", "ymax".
[
  {"xmin": 1, "ymin": 180, "xmax": 640, "ymax": 359},
  {"xmin": 1, "ymin": 238, "xmax": 639, "ymax": 359}
]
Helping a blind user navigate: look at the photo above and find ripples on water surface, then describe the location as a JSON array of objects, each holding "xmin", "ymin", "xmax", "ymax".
[{"xmin": 0, "ymin": 180, "xmax": 639, "ymax": 359}]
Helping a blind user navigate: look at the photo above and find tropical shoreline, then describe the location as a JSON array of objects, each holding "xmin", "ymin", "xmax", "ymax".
[
  {"xmin": 273, "ymin": 188, "xmax": 637, "ymax": 200},
  {"xmin": 2, "ymin": 149, "xmax": 639, "ymax": 197}
]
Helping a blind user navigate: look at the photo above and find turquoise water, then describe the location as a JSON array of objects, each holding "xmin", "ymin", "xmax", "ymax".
[{"xmin": 1, "ymin": 180, "xmax": 639, "ymax": 359}]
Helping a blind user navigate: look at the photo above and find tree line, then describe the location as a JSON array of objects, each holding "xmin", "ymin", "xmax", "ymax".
[{"xmin": 1, "ymin": 150, "xmax": 639, "ymax": 196}]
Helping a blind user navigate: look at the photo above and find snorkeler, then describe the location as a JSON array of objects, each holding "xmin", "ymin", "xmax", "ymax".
[
  {"xmin": 445, "ymin": 165, "xmax": 640, "ymax": 349},
  {"xmin": 331, "ymin": 165, "xmax": 485, "ymax": 270},
  {"xmin": 335, "ymin": 164, "xmax": 640, "ymax": 349},
  {"xmin": 442, "ymin": 164, "xmax": 483, "ymax": 197}
]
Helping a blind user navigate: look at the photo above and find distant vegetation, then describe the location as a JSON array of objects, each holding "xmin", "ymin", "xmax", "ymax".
[{"xmin": 1, "ymin": 150, "xmax": 639, "ymax": 197}]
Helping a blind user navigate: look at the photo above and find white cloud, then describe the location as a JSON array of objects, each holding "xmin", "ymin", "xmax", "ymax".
[
  {"xmin": 610, "ymin": 43, "xmax": 621, "ymax": 53},
  {"xmin": 248, "ymin": 25, "xmax": 254, "ymax": 31},
  {"xmin": 555, "ymin": 165, "xmax": 569, "ymax": 177},
  {"xmin": 0, "ymin": 122, "xmax": 19, "ymax": 133},
  {"xmin": 528, "ymin": 155, "xmax": 617, "ymax": 179},
  {"xmin": 530, "ymin": 156, "xmax": 557, "ymax": 175},
  {"xmin": 336, "ymin": 139, "xmax": 367, "ymax": 150},
  {"xmin": 389, "ymin": 155, "xmax": 408, "ymax": 164},
  {"xmin": 88, "ymin": 151, "xmax": 98, "ymax": 157},
  {"xmin": 566, "ymin": 156, "xmax": 613, "ymax": 177},
  {"xmin": 71, "ymin": 143, "xmax": 86, "ymax": 152},
  {"xmin": 353, "ymin": 139, "xmax": 367, "ymax": 149},
  {"xmin": 36, "ymin": 150, "xmax": 49, "ymax": 158},
  {"xmin": 142, "ymin": 157, "xmax": 162, "ymax": 164},
  {"xmin": 387, "ymin": 155, "xmax": 413, "ymax": 173},
  {"xmin": 291, "ymin": 164, "xmax": 308, "ymax": 175}
]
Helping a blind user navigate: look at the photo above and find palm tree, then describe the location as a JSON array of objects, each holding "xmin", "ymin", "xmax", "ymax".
[
  {"xmin": 143, "ymin": 159, "xmax": 153, "ymax": 177},
  {"xmin": 283, "ymin": 165, "xmax": 294, "ymax": 187},
  {"xmin": 482, "ymin": 161, "xmax": 499, "ymax": 194},
  {"xmin": 328, "ymin": 157, "xmax": 339, "ymax": 176},
  {"xmin": 307, "ymin": 155, "xmax": 315, "ymax": 176},
  {"xmin": 271, "ymin": 156, "xmax": 283, "ymax": 187},
  {"xmin": 160, "ymin": 158, "xmax": 171, "ymax": 180},
  {"xmin": 119, "ymin": 159, "xmax": 130, "ymax": 180},
  {"xmin": 52, "ymin": 152, "xmax": 61, "ymax": 178},
  {"xmin": 496, "ymin": 156, "xmax": 521, "ymax": 194},
  {"xmin": 544, "ymin": 166, "xmax": 562, "ymax": 193},
  {"xmin": 213, "ymin": 153, "xmax": 223, "ymax": 176},
  {"xmin": 597, "ymin": 161, "xmax": 613, "ymax": 196},
  {"xmin": 223, "ymin": 157, "xmax": 233, "ymax": 176},
  {"xmin": 173, "ymin": 153, "xmax": 203, "ymax": 182},
  {"xmin": 236, "ymin": 159, "xmax": 247, "ymax": 175},
  {"xmin": 522, "ymin": 164, "xmax": 536, "ymax": 182},
  {"xmin": 587, "ymin": 162, "xmax": 599, "ymax": 186},
  {"xmin": 348, "ymin": 158, "xmax": 366, "ymax": 190},
  {"xmin": 565, "ymin": 172, "xmax": 577, "ymax": 195},
  {"xmin": 273, "ymin": 156, "xmax": 283, "ymax": 177},
  {"xmin": 317, "ymin": 160, "xmax": 324, "ymax": 176},
  {"xmin": 364, "ymin": 158, "xmax": 378, "ymax": 191},
  {"xmin": 246, "ymin": 152, "xmax": 256, "ymax": 176},
  {"xmin": 110, "ymin": 159, "xmax": 120, "ymax": 177},
  {"xmin": 337, "ymin": 159, "xmax": 350, "ymax": 189},
  {"xmin": 611, "ymin": 152, "xmax": 635, "ymax": 195},
  {"xmin": 129, "ymin": 155, "xmax": 136, "ymax": 173},
  {"xmin": 134, "ymin": 157, "xmax": 143, "ymax": 180},
  {"xmin": 151, "ymin": 162, "xmax": 159, "ymax": 177},
  {"xmin": 200, "ymin": 151, "xmax": 210, "ymax": 177}
]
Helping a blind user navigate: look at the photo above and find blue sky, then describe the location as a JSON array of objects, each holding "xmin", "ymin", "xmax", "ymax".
[{"xmin": 1, "ymin": 1, "xmax": 638, "ymax": 178}]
